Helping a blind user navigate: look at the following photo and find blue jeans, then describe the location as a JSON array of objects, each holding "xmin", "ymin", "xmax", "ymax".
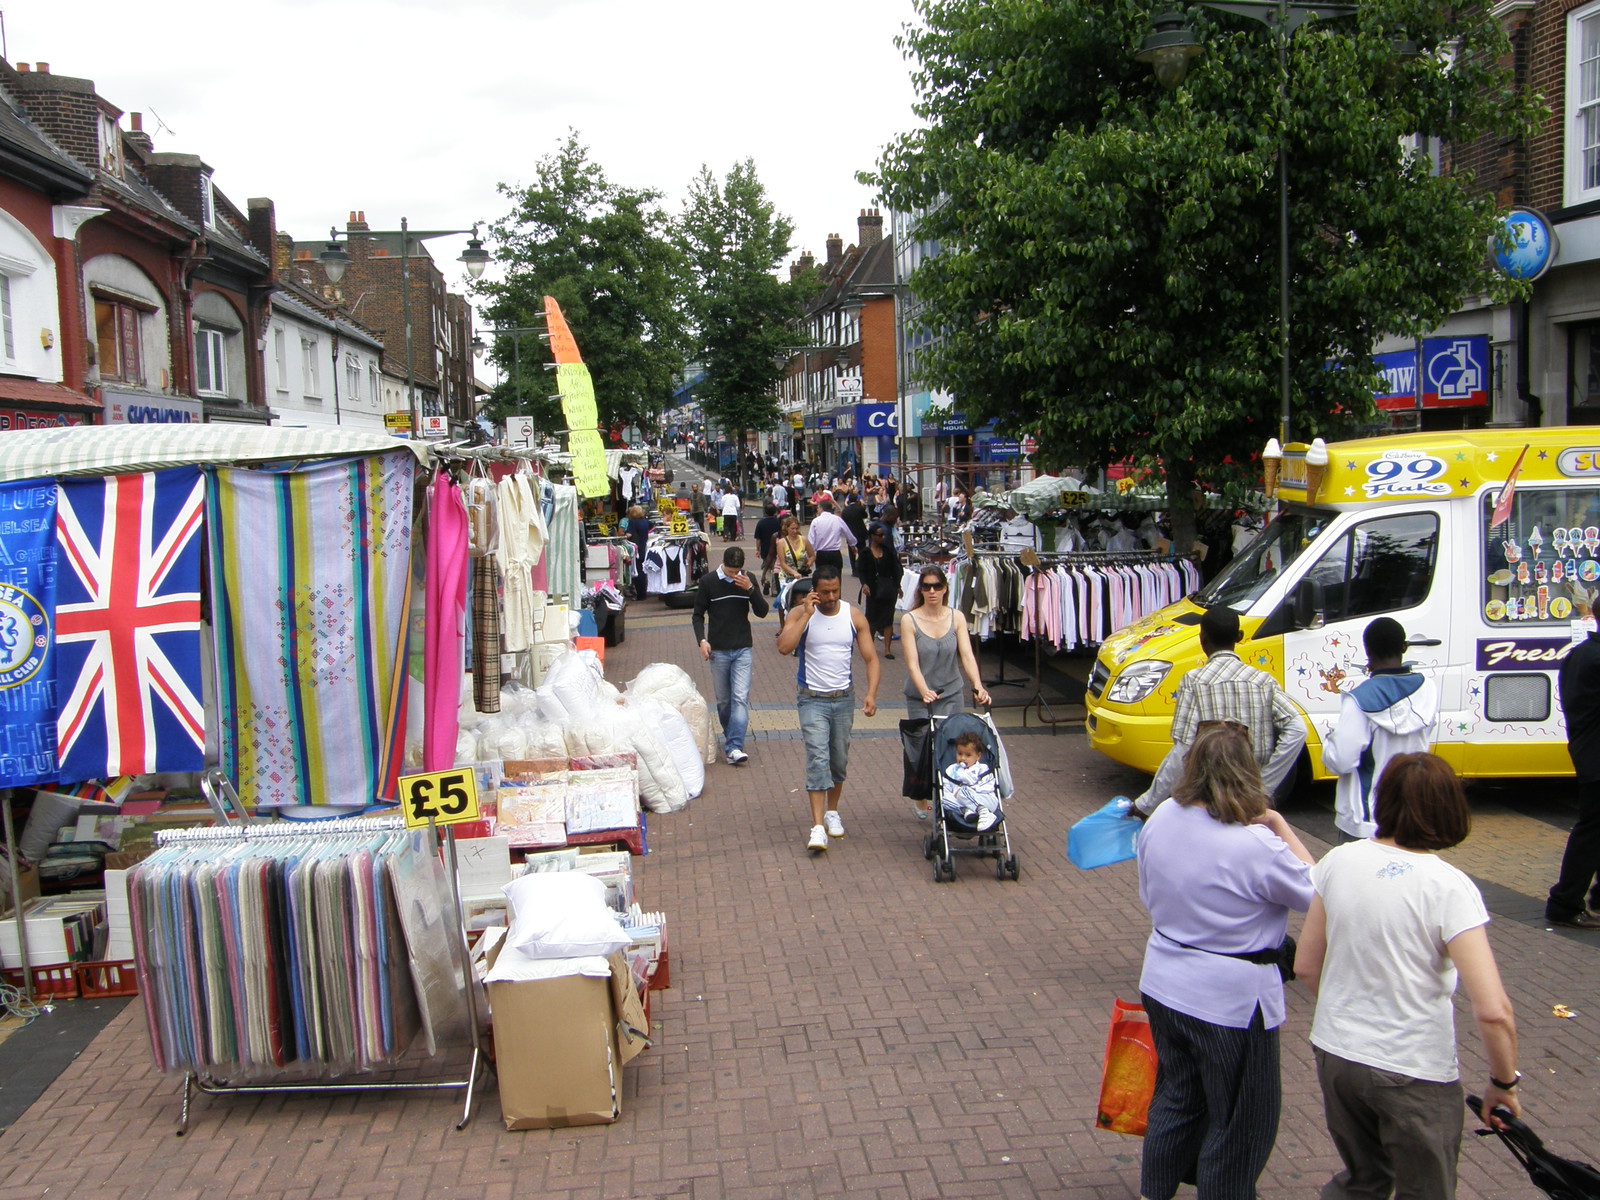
[
  {"xmin": 709, "ymin": 647, "xmax": 753, "ymax": 754},
  {"xmin": 796, "ymin": 691, "xmax": 854, "ymax": 792}
]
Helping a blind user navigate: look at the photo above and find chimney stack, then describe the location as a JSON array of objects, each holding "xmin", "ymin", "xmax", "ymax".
[
  {"xmin": 857, "ymin": 207, "xmax": 883, "ymax": 248},
  {"xmin": 825, "ymin": 233, "xmax": 843, "ymax": 267},
  {"xmin": 800, "ymin": 250, "xmax": 815, "ymax": 272},
  {"xmin": 36, "ymin": 63, "xmax": 49, "ymax": 74},
  {"xmin": 125, "ymin": 111, "xmax": 153, "ymax": 153},
  {"xmin": 348, "ymin": 210, "xmax": 369, "ymax": 232},
  {"xmin": 15, "ymin": 63, "xmax": 29, "ymax": 73}
]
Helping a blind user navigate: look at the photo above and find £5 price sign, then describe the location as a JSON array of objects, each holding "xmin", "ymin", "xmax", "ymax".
[{"xmin": 397, "ymin": 767, "xmax": 482, "ymax": 829}]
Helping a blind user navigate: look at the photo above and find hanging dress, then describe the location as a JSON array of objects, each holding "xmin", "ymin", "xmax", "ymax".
[{"xmin": 423, "ymin": 473, "xmax": 469, "ymax": 771}]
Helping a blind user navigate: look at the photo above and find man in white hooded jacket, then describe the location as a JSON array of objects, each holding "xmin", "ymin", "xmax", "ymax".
[{"xmin": 1323, "ymin": 617, "xmax": 1440, "ymax": 841}]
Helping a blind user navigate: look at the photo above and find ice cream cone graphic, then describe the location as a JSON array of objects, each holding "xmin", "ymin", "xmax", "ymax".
[
  {"xmin": 1304, "ymin": 438, "xmax": 1329, "ymax": 499},
  {"xmin": 1262, "ymin": 438, "xmax": 1282, "ymax": 497}
]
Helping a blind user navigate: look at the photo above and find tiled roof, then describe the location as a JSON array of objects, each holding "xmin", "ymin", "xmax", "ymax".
[{"xmin": 0, "ymin": 77, "xmax": 93, "ymax": 189}]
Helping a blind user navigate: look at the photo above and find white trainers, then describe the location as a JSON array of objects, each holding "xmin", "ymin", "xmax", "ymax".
[
  {"xmin": 823, "ymin": 810, "xmax": 845, "ymax": 839},
  {"xmin": 726, "ymin": 749, "xmax": 749, "ymax": 765},
  {"xmin": 807, "ymin": 824, "xmax": 829, "ymax": 852},
  {"xmin": 976, "ymin": 809, "xmax": 999, "ymax": 832}
]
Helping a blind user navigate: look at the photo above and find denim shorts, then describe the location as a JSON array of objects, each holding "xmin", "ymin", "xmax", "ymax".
[{"xmin": 796, "ymin": 691, "xmax": 854, "ymax": 792}]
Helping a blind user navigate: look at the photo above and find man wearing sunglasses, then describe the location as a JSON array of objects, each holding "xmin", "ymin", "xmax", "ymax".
[{"xmin": 1128, "ymin": 607, "xmax": 1306, "ymax": 816}]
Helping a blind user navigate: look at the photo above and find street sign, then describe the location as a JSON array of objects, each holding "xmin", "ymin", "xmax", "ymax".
[
  {"xmin": 397, "ymin": 767, "xmax": 482, "ymax": 829},
  {"xmin": 1022, "ymin": 436, "xmax": 1038, "ymax": 456},
  {"xmin": 505, "ymin": 416, "xmax": 536, "ymax": 446},
  {"xmin": 421, "ymin": 415, "xmax": 449, "ymax": 439},
  {"xmin": 384, "ymin": 412, "xmax": 412, "ymax": 430}
]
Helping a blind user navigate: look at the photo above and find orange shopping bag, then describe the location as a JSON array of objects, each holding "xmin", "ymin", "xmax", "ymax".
[{"xmin": 1097, "ymin": 997, "xmax": 1157, "ymax": 1136}]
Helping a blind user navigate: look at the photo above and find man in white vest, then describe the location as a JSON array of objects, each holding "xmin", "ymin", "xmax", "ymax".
[{"xmin": 775, "ymin": 565, "xmax": 881, "ymax": 853}]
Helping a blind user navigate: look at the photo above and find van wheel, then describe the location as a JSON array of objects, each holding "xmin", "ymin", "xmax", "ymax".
[{"xmin": 1273, "ymin": 749, "xmax": 1310, "ymax": 805}]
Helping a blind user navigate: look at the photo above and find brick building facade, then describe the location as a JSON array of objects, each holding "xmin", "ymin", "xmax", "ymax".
[{"xmin": 1377, "ymin": 0, "xmax": 1600, "ymax": 430}]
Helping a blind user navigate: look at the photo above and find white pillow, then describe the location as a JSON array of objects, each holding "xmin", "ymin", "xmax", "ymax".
[{"xmin": 502, "ymin": 871, "xmax": 630, "ymax": 960}]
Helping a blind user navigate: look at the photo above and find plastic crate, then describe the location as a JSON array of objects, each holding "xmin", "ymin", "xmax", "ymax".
[
  {"xmin": 2, "ymin": 963, "xmax": 81, "ymax": 1000},
  {"xmin": 74, "ymin": 960, "xmax": 138, "ymax": 998}
]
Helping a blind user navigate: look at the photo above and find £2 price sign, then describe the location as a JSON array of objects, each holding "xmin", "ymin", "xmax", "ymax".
[{"xmin": 398, "ymin": 767, "xmax": 481, "ymax": 829}]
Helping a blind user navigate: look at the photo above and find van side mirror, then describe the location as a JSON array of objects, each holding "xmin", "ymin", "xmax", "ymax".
[{"xmin": 1294, "ymin": 579, "xmax": 1326, "ymax": 630}]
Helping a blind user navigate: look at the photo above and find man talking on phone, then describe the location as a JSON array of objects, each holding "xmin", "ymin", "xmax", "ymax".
[
  {"xmin": 775, "ymin": 564, "xmax": 881, "ymax": 853},
  {"xmin": 693, "ymin": 546, "xmax": 769, "ymax": 766}
]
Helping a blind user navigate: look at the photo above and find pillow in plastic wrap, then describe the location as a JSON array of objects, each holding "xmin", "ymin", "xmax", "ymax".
[
  {"xmin": 454, "ymin": 729, "xmax": 479, "ymax": 764},
  {"xmin": 534, "ymin": 651, "xmax": 603, "ymax": 724},
  {"xmin": 521, "ymin": 716, "xmax": 571, "ymax": 761},
  {"xmin": 625, "ymin": 697, "xmax": 700, "ymax": 810},
  {"xmin": 503, "ymin": 872, "xmax": 630, "ymax": 960},
  {"xmin": 619, "ymin": 703, "xmax": 687, "ymax": 814},
  {"xmin": 625, "ymin": 663, "xmax": 716, "ymax": 765}
]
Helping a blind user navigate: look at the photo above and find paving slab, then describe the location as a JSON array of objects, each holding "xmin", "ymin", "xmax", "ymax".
[{"xmin": 1, "ymin": 528, "xmax": 1596, "ymax": 1199}]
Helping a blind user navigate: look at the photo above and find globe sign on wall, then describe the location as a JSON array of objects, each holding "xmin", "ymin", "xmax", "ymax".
[{"xmin": 1490, "ymin": 209, "xmax": 1556, "ymax": 281}]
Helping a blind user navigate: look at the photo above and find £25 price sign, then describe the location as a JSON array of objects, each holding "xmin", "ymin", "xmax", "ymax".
[{"xmin": 398, "ymin": 767, "xmax": 481, "ymax": 829}]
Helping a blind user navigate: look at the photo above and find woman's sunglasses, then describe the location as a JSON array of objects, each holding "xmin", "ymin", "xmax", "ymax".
[{"xmin": 919, "ymin": 581, "xmax": 946, "ymax": 591}]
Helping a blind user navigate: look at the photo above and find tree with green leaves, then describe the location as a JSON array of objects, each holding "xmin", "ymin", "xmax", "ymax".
[
  {"xmin": 678, "ymin": 160, "xmax": 804, "ymax": 458},
  {"xmin": 869, "ymin": 0, "xmax": 1540, "ymax": 546},
  {"xmin": 479, "ymin": 131, "xmax": 688, "ymax": 434}
]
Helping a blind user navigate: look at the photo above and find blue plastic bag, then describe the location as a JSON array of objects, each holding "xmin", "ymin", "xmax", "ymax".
[{"xmin": 1068, "ymin": 797, "xmax": 1140, "ymax": 869}]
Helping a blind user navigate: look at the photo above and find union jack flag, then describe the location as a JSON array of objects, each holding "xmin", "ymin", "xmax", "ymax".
[{"xmin": 54, "ymin": 468, "xmax": 206, "ymax": 782}]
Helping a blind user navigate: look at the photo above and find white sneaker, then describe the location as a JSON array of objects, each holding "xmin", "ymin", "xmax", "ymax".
[
  {"xmin": 823, "ymin": 810, "xmax": 845, "ymax": 839},
  {"xmin": 726, "ymin": 749, "xmax": 749, "ymax": 765},
  {"xmin": 807, "ymin": 824, "xmax": 829, "ymax": 852},
  {"xmin": 976, "ymin": 809, "xmax": 999, "ymax": 832}
]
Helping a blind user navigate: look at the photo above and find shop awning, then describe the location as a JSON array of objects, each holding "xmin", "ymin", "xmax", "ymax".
[
  {"xmin": 0, "ymin": 424, "xmax": 431, "ymax": 483},
  {"xmin": 0, "ymin": 378, "xmax": 101, "ymax": 409}
]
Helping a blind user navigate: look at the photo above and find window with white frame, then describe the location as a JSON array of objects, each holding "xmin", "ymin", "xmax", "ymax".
[
  {"xmin": 98, "ymin": 111, "xmax": 122, "ymax": 177},
  {"xmin": 195, "ymin": 326, "xmax": 227, "ymax": 396},
  {"xmin": 369, "ymin": 363, "xmax": 379, "ymax": 405},
  {"xmin": 0, "ymin": 276, "xmax": 14, "ymax": 362},
  {"xmin": 301, "ymin": 336, "xmax": 320, "ymax": 398},
  {"xmin": 346, "ymin": 353, "xmax": 361, "ymax": 402},
  {"xmin": 1569, "ymin": 2, "xmax": 1600, "ymax": 205},
  {"xmin": 273, "ymin": 327, "xmax": 287, "ymax": 391}
]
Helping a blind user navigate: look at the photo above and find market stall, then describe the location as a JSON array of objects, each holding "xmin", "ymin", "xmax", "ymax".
[{"xmin": 0, "ymin": 423, "xmax": 704, "ymax": 1131}]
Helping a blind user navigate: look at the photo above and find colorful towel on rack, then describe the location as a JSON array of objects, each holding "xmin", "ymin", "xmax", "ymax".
[
  {"xmin": 0, "ymin": 480, "xmax": 59, "ymax": 787},
  {"xmin": 55, "ymin": 468, "xmax": 206, "ymax": 782},
  {"xmin": 208, "ymin": 453, "xmax": 414, "ymax": 809}
]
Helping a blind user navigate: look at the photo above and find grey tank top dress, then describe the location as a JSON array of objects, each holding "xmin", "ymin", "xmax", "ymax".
[{"xmin": 903, "ymin": 616, "xmax": 964, "ymax": 719}]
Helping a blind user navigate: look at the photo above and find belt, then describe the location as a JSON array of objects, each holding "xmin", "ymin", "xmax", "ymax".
[{"xmin": 799, "ymin": 687, "xmax": 852, "ymax": 699}]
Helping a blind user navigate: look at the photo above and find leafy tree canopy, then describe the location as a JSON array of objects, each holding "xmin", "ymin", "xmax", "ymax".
[
  {"xmin": 869, "ymin": 0, "xmax": 1541, "ymax": 528},
  {"xmin": 478, "ymin": 131, "xmax": 689, "ymax": 434},
  {"xmin": 678, "ymin": 160, "xmax": 805, "ymax": 441}
]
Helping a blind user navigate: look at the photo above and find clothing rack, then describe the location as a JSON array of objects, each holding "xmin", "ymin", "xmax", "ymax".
[
  {"xmin": 959, "ymin": 548, "xmax": 1187, "ymax": 732},
  {"xmin": 143, "ymin": 815, "xmax": 488, "ymax": 1134}
]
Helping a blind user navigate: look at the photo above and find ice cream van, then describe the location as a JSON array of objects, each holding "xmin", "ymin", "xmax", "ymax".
[{"xmin": 1085, "ymin": 427, "xmax": 1600, "ymax": 784}]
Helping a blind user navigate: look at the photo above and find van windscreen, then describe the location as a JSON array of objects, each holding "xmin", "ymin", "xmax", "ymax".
[{"xmin": 1195, "ymin": 506, "xmax": 1339, "ymax": 612}]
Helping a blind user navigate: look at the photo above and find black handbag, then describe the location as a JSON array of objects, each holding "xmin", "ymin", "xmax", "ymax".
[{"xmin": 899, "ymin": 718, "xmax": 932, "ymax": 801}]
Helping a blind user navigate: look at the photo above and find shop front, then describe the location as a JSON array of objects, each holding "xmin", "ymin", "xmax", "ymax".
[
  {"xmin": 0, "ymin": 379, "xmax": 100, "ymax": 431},
  {"xmin": 1371, "ymin": 333, "xmax": 1491, "ymax": 433}
]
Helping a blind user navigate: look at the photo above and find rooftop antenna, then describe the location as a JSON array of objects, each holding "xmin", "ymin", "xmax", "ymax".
[
  {"xmin": 146, "ymin": 107, "xmax": 176, "ymax": 137},
  {"xmin": 1, "ymin": 11, "xmax": 8, "ymax": 62}
]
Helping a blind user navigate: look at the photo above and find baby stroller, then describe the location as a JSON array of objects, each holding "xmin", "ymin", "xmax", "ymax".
[{"xmin": 921, "ymin": 710, "xmax": 1019, "ymax": 882}]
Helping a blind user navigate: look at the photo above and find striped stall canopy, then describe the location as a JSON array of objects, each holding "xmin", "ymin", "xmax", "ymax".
[{"xmin": 0, "ymin": 424, "xmax": 431, "ymax": 483}]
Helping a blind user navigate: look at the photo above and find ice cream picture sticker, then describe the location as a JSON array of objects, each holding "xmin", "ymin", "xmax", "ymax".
[{"xmin": 1361, "ymin": 449, "xmax": 1450, "ymax": 498}]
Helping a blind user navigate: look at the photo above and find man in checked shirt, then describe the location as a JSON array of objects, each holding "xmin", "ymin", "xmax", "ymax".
[{"xmin": 1128, "ymin": 607, "xmax": 1307, "ymax": 816}]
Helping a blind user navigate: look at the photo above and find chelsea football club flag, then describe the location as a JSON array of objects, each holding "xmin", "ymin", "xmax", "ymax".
[{"xmin": 0, "ymin": 480, "xmax": 58, "ymax": 787}]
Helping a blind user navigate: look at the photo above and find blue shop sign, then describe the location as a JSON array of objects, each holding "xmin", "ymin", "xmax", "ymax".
[
  {"xmin": 817, "ymin": 414, "xmax": 835, "ymax": 433},
  {"xmin": 1372, "ymin": 336, "xmax": 1489, "ymax": 411},
  {"xmin": 834, "ymin": 406, "xmax": 855, "ymax": 434},
  {"xmin": 855, "ymin": 403, "xmax": 898, "ymax": 434}
]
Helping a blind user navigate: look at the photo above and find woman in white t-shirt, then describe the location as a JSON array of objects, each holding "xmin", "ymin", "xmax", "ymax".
[{"xmin": 1295, "ymin": 753, "xmax": 1521, "ymax": 1200}]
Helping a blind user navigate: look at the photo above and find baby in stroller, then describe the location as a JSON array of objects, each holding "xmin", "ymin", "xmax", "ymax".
[{"xmin": 942, "ymin": 730, "xmax": 1003, "ymax": 831}]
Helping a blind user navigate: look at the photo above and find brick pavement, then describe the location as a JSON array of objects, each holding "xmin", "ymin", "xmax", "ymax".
[{"xmin": 0, "ymin": 526, "xmax": 1596, "ymax": 1199}]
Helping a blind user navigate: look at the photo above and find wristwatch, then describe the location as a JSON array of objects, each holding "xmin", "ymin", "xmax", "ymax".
[{"xmin": 1489, "ymin": 1071, "xmax": 1521, "ymax": 1090}]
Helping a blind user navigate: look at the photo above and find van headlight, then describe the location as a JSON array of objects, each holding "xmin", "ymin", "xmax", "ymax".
[{"xmin": 1106, "ymin": 660, "xmax": 1172, "ymax": 704}]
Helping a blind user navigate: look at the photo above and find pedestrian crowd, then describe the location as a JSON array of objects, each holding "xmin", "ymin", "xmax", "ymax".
[{"xmin": 667, "ymin": 454, "xmax": 1599, "ymax": 1200}]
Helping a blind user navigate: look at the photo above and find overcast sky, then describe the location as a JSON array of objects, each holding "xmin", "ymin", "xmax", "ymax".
[{"xmin": 12, "ymin": 0, "xmax": 924, "ymax": 295}]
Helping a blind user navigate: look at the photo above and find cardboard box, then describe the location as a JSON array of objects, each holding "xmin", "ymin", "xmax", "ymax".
[{"xmin": 486, "ymin": 945, "xmax": 648, "ymax": 1131}]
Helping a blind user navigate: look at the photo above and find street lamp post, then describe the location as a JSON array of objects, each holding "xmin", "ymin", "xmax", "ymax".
[
  {"xmin": 1137, "ymin": 1, "xmax": 1357, "ymax": 446},
  {"xmin": 319, "ymin": 218, "xmax": 490, "ymax": 438},
  {"xmin": 470, "ymin": 325, "xmax": 544, "ymax": 434}
]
